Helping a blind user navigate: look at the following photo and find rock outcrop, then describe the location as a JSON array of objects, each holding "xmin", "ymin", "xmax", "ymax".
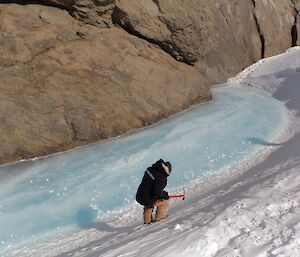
[
  {"xmin": 252, "ymin": 0, "xmax": 295, "ymax": 57},
  {"xmin": 0, "ymin": 0, "xmax": 299, "ymax": 164},
  {"xmin": 1, "ymin": 0, "xmax": 115, "ymax": 27},
  {"xmin": 293, "ymin": 0, "xmax": 300, "ymax": 45},
  {"xmin": 113, "ymin": 0, "xmax": 262, "ymax": 84},
  {"xmin": 0, "ymin": 4, "xmax": 210, "ymax": 164},
  {"xmin": 45, "ymin": 0, "xmax": 115, "ymax": 28},
  {"xmin": 112, "ymin": 0, "xmax": 296, "ymax": 82}
]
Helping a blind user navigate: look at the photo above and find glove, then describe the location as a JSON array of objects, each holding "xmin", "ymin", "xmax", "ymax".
[{"xmin": 162, "ymin": 191, "xmax": 169, "ymax": 200}]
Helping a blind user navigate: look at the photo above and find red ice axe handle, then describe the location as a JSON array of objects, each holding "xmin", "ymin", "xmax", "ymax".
[{"xmin": 169, "ymin": 194, "xmax": 185, "ymax": 200}]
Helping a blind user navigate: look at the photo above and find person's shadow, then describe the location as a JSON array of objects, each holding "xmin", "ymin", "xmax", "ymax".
[
  {"xmin": 74, "ymin": 206, "xmax": 115, "ymax": 231},
  {"xmin": 74, "ymin": 206, "xmax": 130, "ymax": 233}
]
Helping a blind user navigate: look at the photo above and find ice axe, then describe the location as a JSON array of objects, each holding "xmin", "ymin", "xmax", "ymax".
[{"xmin": 169, "ymin": 188, "xmax": 185, "ymax": 200}]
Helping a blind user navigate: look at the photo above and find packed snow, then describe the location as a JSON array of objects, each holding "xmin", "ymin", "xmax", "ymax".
[{"xmin": 1, "ymin": 47, "xmax": 300, "ymax": 257}]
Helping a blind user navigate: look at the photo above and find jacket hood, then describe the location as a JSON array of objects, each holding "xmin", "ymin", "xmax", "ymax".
[{"xmin": 152, "ymin": 159, "xmax": 171, "ymax": 176}]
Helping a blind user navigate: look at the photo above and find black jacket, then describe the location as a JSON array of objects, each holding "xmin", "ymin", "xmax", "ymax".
[{"xmin": 136, "ymin": 159, "xmax": 170, "ymax": 206}]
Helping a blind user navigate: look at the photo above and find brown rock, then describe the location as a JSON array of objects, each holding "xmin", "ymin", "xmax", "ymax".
[
  {"xmin": 68, "ymin": 0, "xmax": 115, "ymax": 28},
  {"xmin": 0, "ymin": 0, "xmax": 298, "ymax": 165},
  {"xmin": 114, "ymin": 0, "xmax": 262, "ymax": 84},
  {"xmin": 0, "ymin": 4, "xmax": 211, "ymax": 164},
  {"xmin": 252, "ymin": 0, "xmax": 295, "ymax": 57},
  {"xmin": 2, "ymin": 0, "xmax": 115, "ymax": 27},
  {"xmin": 293, "ymin": 0, "xmax": 300, "ymax": 45}
]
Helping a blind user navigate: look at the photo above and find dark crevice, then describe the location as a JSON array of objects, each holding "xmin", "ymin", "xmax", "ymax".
[
  {"xmin": 251, "ymin": 0, "xmax": 265, "ymax": 59},
  {"xmin": 292, "ymin": 24, "xmax": 298, "ymax": 46},
  {"xmin": 64, "ymin": 116, "xmax": 76, "ymax": 141},
  {"xmin": 0, "ymin": 0, "xmax": 72, "ymax": 11},
  {"xmin": 152, "ymin": 0, "xmax": 163, "ymax": 13},
  {"xmin": 92, "ymin": 0, "xmax": 114, "ymax": 7},
  {"xmin": 292, "ymin": 8, "xmax": 298, "ymax": 47},
  {"xmin": 259, "ymin": 32, "xmax": 265, "ymax": 58},
  {"xmin": 111, "ymin": 6, "xmax": 195, "ymax": 65}
]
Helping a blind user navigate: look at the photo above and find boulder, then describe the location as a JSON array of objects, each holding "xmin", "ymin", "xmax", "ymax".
[{"xmin": 0, "ymin": 4, "xmax": 211, "ymax": 164}]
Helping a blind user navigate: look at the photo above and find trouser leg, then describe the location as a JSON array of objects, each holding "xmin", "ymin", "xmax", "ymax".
[
  {"xmin": 154, "ymin": 200, "xmax": 169, "ymax": 222},
  {"xmin": 143, "ymin": 206, "xmax": 154, "ymax": 224}
]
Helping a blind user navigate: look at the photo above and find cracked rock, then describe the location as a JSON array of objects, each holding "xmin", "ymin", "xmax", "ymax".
[
  {"xmin": 252, "ymin": 0, "xmax": 295, "ymax": 57},
  {"xmin": 114, "ymin": 0, "xmax": 261, "ymax": 84},
  {"xmin": 0, "ymin": 4, "xmax": 211, "ymax": 164}
]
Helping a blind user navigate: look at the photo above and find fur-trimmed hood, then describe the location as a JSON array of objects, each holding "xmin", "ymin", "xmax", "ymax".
[{"xmin": 152, "ymin": 159, "xmax": 172, "ymax": 176}]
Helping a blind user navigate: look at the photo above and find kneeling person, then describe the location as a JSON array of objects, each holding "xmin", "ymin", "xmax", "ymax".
[{"xmin": 136, "ymin": 159, "xmax": 172, "ymax": 224}]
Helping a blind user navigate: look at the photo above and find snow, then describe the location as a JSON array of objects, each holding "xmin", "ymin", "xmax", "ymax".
[{"xmin": 1, "ymin": 47, "xmax": 300, "ymax": 257}]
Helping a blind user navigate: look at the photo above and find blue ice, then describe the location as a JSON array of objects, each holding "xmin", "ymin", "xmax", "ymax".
[{"xmin": 0, "ymin": 83, "xmax": 286, "ymax": 254}]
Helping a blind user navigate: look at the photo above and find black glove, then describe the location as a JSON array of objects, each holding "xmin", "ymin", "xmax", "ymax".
[{"xmin": 162, "ymin": 191, "xmax": 169, "ymax": 200}]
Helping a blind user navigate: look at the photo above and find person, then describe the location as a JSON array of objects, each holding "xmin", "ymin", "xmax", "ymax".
[{"xmin": 136, "ymin": 159, "xmax": 172, "ymax": 224}]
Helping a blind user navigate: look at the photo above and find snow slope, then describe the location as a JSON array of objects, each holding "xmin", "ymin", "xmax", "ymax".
[
  {"xmin": 54, "ymin": 47, "xmax": 300, "ymax": 257},
  {"xmin": 3, "ymin": 47, "xmax": 300, "ymax": 257}
]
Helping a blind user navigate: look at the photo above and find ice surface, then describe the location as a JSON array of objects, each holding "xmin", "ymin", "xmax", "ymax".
[{"xmin": 0, "ymin": 83, "xmax": 286, "ymax": 254}]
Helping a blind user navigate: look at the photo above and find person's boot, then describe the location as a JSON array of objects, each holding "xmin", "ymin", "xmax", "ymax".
[
  {"xmin": 143, "ymin": 206, "xmax": 154, "ymax": 224},
  {"xmin": 155, "ymin": 200, "xmax": 169, "ymax": 222}
]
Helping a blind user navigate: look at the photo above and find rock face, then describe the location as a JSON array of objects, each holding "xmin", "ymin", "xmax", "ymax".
[
  {"xmin": 113, "ymin": 0, "xmax": 262, "ymax": 84},
  {"xmin": 293, "ymin": 0, "xmax": 300, "ymax": 45},
  {"xmin": 45, "ymin": 0, "xmax": 115, "ymax": 27},
  {"xmin": 0, "ymin": 0, "xmax": 299, "ymax": 164},
  {"xmin": 252, "ymin": 0, "xmax": 295, "ymax": 57},
  {"xmin": 112, "ymin": 0, "xmax": 296, "ymax": 83},
  {"xmin": 0, "ymin": 4, "xmax": 210, "ymax": 164},
  {"xmin": 1, "ymin": 0, "xmax": 115, "ymax": 27}
]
